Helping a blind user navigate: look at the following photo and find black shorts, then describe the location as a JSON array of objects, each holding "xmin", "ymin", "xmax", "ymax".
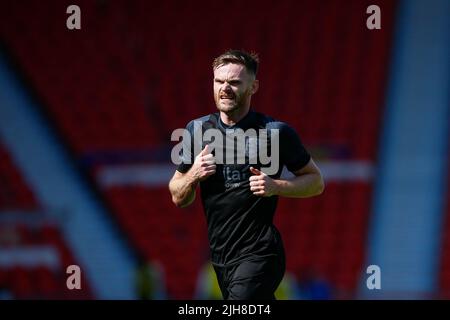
[{"xmin": 212, "ymin": 253, "xmax": 286, "ymax": 300}]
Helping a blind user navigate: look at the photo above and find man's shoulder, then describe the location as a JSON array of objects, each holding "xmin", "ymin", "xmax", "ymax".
[
  {"xmin": 185, "ymin": 113, "xmax": 220, "ymax": 129},
  {"xmin": 254, "ymin": 111, "xmax": 292, "ymax": 131}
]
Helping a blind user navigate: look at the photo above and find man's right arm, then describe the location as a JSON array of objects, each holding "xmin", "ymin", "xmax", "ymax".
[
  {"xmin": 168, "ymin": 170, "xmax": 199, "ymax": 208},
  {"xmin": 169, "ymin": 145, "xmax": 215, "ymax": 208}
]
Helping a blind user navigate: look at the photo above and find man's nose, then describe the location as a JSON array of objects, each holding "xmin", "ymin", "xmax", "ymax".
[{"xmin": 222, "ymin": 82, "xmax": 232, "ymax": 91}]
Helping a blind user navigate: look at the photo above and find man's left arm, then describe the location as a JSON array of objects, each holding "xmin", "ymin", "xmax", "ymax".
[{"xmin": 249, "ymin": 158, "xmax": 324, "ymax": 198}]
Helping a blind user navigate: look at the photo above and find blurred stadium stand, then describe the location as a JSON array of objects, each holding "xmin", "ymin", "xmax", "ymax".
[
  {"xmin": 0, "ymin": 144, "xmax": 37, "ymax": 210},
  {"xmin": 0, "ymin": 144, "xmax": 92, "ymax": 299},
  {"xmin": 439, "ymin": 152, "xmax": 450, "ymax": 298},
  {"xmin": 0, "ymin": 0, "xmax": 397, "ymax": 299},
  {"xmin": 0, "ymin": 0, "xmax": 448, "ymax": 300}
]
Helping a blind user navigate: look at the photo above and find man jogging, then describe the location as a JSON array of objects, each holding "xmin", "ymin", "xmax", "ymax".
[{"xmin": 169, "ymin": 49, "xmax": 324, "ymax": 300}]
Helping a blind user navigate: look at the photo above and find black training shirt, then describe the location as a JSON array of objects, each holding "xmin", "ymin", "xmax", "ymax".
[{"xmin": 176, "ymin": 110, "xmax": 311, "ymax": 266}]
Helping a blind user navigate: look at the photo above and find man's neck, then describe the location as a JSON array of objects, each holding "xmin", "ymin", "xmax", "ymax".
[{"xmin": 219, "ymin": 107, "xmax": 251, "ymax": 127}]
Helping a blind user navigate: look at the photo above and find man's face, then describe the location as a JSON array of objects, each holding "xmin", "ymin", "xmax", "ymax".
[{"xmin": 213, "ymin": 63, "xmax": 257, "ymax": 114}]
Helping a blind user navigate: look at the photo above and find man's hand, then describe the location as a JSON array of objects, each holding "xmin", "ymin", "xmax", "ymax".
[
  {"xmin": 248, "ymin": 159, "xmax": 324, "ymax": 199},
  {"xmin": 189, "ymin": 145, "xmax": 216, "ymax": 183},
  {"xmin": 169, "ymin": 145, "xmax": 216, "ymax": 208},
  {"xmin": 249, "ymin": 167, "xmax": 278, "ymax": 197}
]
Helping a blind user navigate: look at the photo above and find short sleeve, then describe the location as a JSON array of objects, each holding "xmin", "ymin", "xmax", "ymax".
[
  {"xmin": 279, "ymin": 123, "xmax": 311, "ymax": 172},
  {"xmin": 176, "ymin": 121, "xmax": 195, "ymax": 173}
]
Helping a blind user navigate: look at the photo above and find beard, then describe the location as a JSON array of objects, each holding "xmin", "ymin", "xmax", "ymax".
[{"xmin": 214, "ymin": 90, "xmax": 249, "ymax": 114}]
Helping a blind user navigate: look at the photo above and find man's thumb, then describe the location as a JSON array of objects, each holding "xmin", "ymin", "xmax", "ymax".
[
  {"xmin": 250, "ymin": 166, "xmax": 262, "ymax": 175},
  {"xmin": 201, "ymin": 144, "xmax": 210, "ymax": 155}
]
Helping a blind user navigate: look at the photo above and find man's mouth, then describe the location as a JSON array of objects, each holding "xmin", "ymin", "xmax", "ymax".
[{"xmin": 220, "ymin": 95, "xmax": 235, "ymax": 100}]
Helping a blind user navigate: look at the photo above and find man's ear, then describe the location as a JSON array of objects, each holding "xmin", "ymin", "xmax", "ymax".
[{"xmin": 251, "ymin": 79, "xmax": 259, "ymax": 95}]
